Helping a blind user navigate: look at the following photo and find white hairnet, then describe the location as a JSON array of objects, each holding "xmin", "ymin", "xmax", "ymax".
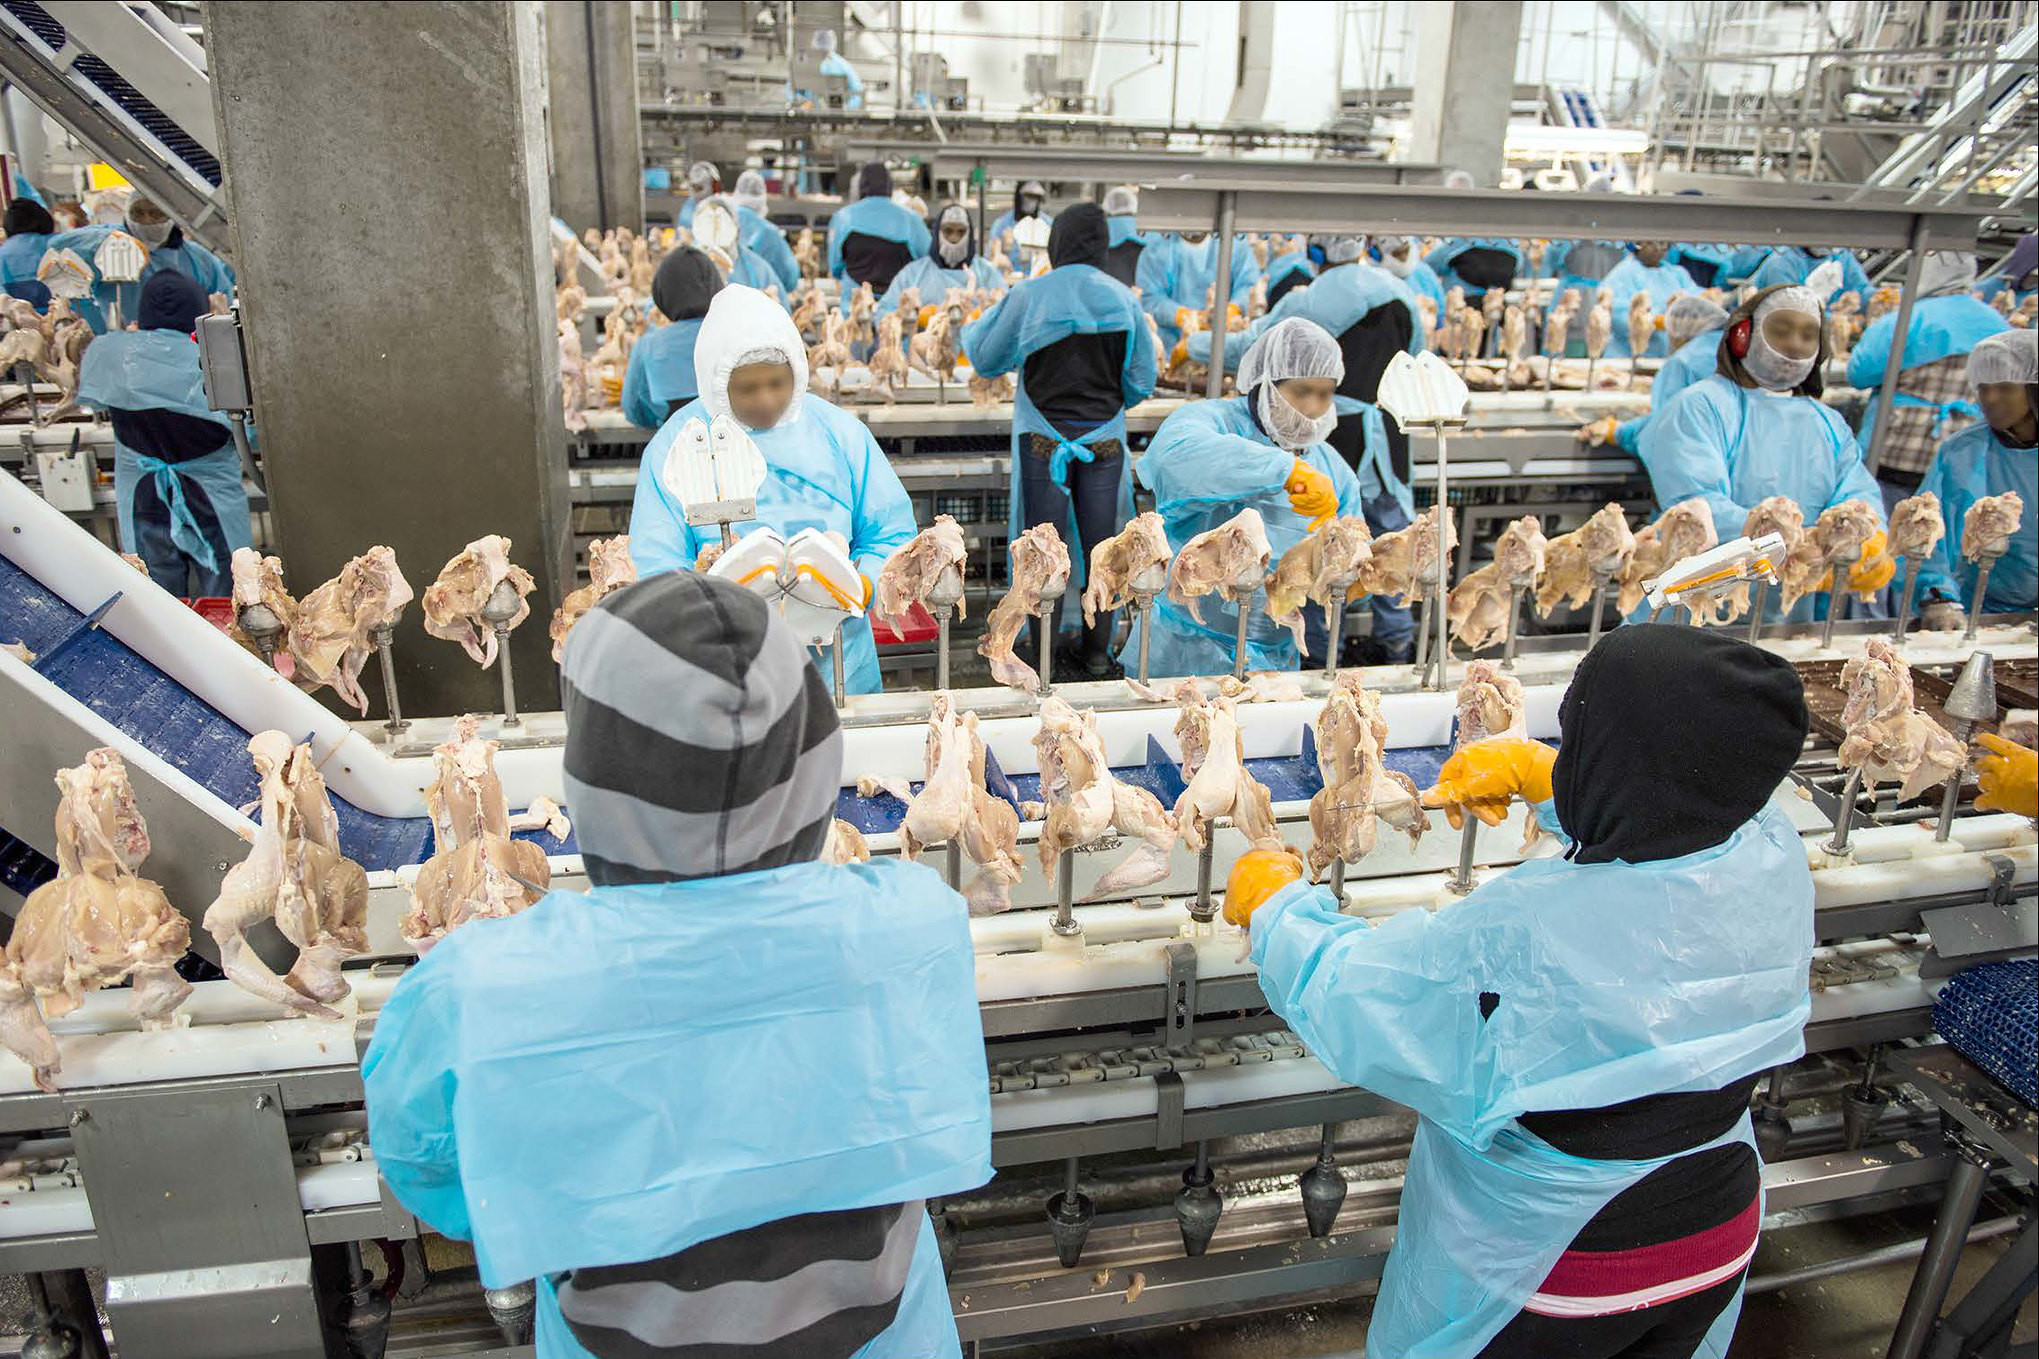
[
  {"xmin": 686, "ymin": 161, "xmax": 717, "ymax": 195},
  {"xmin": 693, "ymin": 285, "xmax": 808, "ymax": 429},
  {"xmin": 1754, "ymin": 285, "xmax": 1822, "ymax": 323},
  {"xmin": 1322, "ymin": 236, "xmax": 1365, "ymax": 264},
  {"xmin": 1968, "ymin": 329, "xmax": 2037, "ymax": 387},
  {"xmin": 813, "ymin": 28, "xmax": 838, "ymax": 53},
  {"xmin": 1237, "ymin": 317, "xmax": 1345, "ymax": 393},
  {"xmin": 1745, "ymin": 286, "xmax": 1822, "ymax": 391},
  {"xmin": 1665, "ymin": 293, "xmax": 1729, "ymax": 348},
  {"xmin": 1103, "ymin": 185, "xmax": 1139, "ymax": 216},
  {"xmin": 1918, "ymin": 250, "xmax": 1977, "ymax": 297},
  {"xmin": 1443, "ymin": 170, "xmax": 1476, "ymax": 191},
  {"xmin": 732, "ymin": 169, "xmax": 768, "ymax": 217},
  {"xmin": 1371, "ymin": 234, "xmax": 1411, "ymax": 253}
]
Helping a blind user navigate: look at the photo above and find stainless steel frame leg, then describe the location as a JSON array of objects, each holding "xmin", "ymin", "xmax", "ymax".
[{"xmin": 1885, "ymin": 1142, "xmax": 1994, "ymax": 1359}]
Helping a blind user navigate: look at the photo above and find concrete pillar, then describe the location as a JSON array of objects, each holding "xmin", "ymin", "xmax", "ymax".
[
  {"xmin": 545, "ymin": 0, "xmax": 644, "ymax": 234},
  {"xmin": 1403, "ymin": 1, "xmax": 1523, "ymax": 185},
  {"xmin": 204, "ymin": 1, "xmax": 570, "ymax": 718}
]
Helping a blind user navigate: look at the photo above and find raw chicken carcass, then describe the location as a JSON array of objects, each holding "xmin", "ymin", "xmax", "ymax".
[
  {"xmin": 1838, "ymin": 639, "xmax": 1967, "ymax": 801},
  {"xmin": 909, "ymin": 304, "xmax": 965, "ymax": 383},
  {"xmin": 1584, "ymin": 298, "xmax": 1613, "ymax": 361},
  {"xmin": 1742, "ymin": 496, "xmax": 1823, "ymax": 613},
  {"xmin": 1456, "ymin": 660, "xmax": 1527, "ymax": 744},
  {"xmin": 1167, "ymin": 508, "xmax": 1271, "ymax": 626},
  {"xmin": 1617, "ymin": 499, "xmax": 1717, "ymax": 615},
  {"xmin": 287, "ymin": 547, "xmax": 413, "ymax": 714},
  {"xmin": 1265, "ymin": 517, "xmax": 1374, "ymax": 656},
  {"xmin": 1962, "ymin": 491, "xmax": 2024, "ymax": 561},
  {"xmin": 968, "ymin": 370, "xmax": 1014, "ymax": 408},
  {"xmin": 1307, "ymin": 673, "xmax": 1428, "ymax": 878},
  {"xmin": 1358, "ymin": 504, "xmax": 1458, "ymax": 606},
  {"xmin": 401, "ymin": 716, "xmax": 550, "ymax": 953},
  {"xmin": 865, "ymin": 312, "xmax": 910, "ymax": 403},
  {"xmin": 549, "ymin": 535, "xmax": 636, "ymax": 663},
  {"xmin": 1171, "ymin": 692, "xmax": 1280, "ymax": 855},
  {"xmin": 203, "ymin": 732, "xmax": 369, "ymax": 1019},
  {"xmin": 231, "ymin": 547, "xmax": 299, "ymax": 675},
  {"xmin": 822, "ymin": 819, "xmax": 870, "ymax": 865},
  {"xmin": 1625, "ymin": 293, "xmax": 1654, "ymax": 367},
  {"xmin": 978, "ymin": 524, "xmax": 1071, "ymax": 693},
  {"xmin": 559, "ymin": 320, "xmax": 589, "ymax": 431},
  {"xmin": 873, "ymin": 516, "xmax": 967, "ymax": 640},
  {"xmin": 422, "ymin": 535, "xmax": 535, "ymax": 667},
  {"xmin": 1081, "ymin": 512, "xmax": 1172, "ymax": 628},
  {"xmin": 0, "ymin": 751, "xmax": 191, "ymax": 1091},
  {"xmin": 1445, "ymin": 517, "xmax": 1547, "ymax": 652},
  {"xmin": 1886, "ymin": 493, "xmax": 1945, "ymax": 565},
  {"xmin": 1535, "ymin": 503, "xmax": 1636, "ymax": 617},
  {"xmin": 1825, "ymin": 292, "xmax": 1861, "ymax": 361},
  {"xmin": 1032, "ymin": 697, "xmax": 1179, "ymax": 901},
  {"xmin": 861, "ymin": 696, "xmax": 1024, "ymax": 914},
  {"xmin": 1812, "ymin": 500, "xmax": 1886, "ymax": 602}
]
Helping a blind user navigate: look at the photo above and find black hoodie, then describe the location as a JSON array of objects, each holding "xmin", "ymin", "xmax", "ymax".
[
  {"xmin": 1022, "ymin": 204, "xmax": 1127, "ymax": 436},
  {"xmin": 1047, "ymin": 203, "xmax": 1109, "ymax": 270},
  {"xmin": 650, "ymin": 246, "xmax": 723, "ymax": 322},
  {"xmin": 106, "ymin": 273, "xmax": 232, "ymax": 467}
]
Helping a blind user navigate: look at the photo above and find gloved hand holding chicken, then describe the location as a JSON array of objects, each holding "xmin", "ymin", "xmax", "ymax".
[{"xmin": 1420, "ymin": 737, "xmax": 1557, "ymax": 829}]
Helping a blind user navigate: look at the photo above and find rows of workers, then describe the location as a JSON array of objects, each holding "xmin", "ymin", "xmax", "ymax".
[{"xmin": 360, "ymin": 559, "xmax": 2039, "ymax": 1359}]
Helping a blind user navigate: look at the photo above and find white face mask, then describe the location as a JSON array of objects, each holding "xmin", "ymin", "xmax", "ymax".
[
  {"xmin": 1744, "ymin": 321, "xmax": 1815, "ymax": 391},
  {"xmin": 1257, "ymin": 381, "xmax": 1336, "ymax": 450},
  {"xmin": 1379, "ymin": 250, "xmax": 1414, "ymax": 278},
  {"xmin": 936, "ymin": 229, "xmax": 969, "ymax": 268},
  {"xmin": 129, "ymin": 219, "xmax": 173, "ymax": 248}
]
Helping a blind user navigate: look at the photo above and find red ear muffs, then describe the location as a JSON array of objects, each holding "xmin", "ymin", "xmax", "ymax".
[{"xmin": 1728, "ymin": 317, "xmax": 1753, "ymax": 359}]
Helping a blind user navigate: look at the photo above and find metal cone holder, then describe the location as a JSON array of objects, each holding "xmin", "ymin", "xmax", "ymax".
[
  {"xmin": 926, "ymin": 565, "xmax": 963, "ymax": 692},
  {"xmin": 1934, "ymin": 652, "xmax": 1995, "ymax": 844},
  {"xmin": 235, "ymin": 599, "xmax": 287, "ymax": 670},
  {"xmin": 1376, "ymin": 352, "xmax": 1472, "ymax": 696},
  {"xmin": 1129, "ymin": 562, "xmax": 1167, "ymax": 686},
  {"xmin": 479, "ymin": 577, "xmax": 524, "ymax": 729},
  {"xmin": 1963, "ymin": 546, "xmax": 2005, "ymax": 643},
  {"xmin": 369, "ymin": 622, "xmax": 407, "ymax": 739}
]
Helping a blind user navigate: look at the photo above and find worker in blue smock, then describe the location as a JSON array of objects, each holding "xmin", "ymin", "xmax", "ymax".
[
  {"xmin": 1583, "ymin": 293, "xmax": 1729, "ymax": 454},
  {"xmin": 1913, "ymin": 330, "xmax": 2037, "ymax": 626},
  {"xmin": 1748, "ymin": 244, "xmax": 1871, "ymax": 301},
  {"xmin": 963, "ymin": 203, "xmax": 1155, "ymax": 680},
  {"xmin": 878, "ymin": 203, "xmax": 1003, "ymax": 315},
  {"xmin": 1978, "ymin": 233, "xmax": 2034, "ymax": 308},
  {"xmin": 799, "ymin": 28, "xmax": 865, "ymax": 110},
  {"xmin": 1263, "ymin": 236, "xmax": 1316, "ymax": 309},
  {"xmin": 619, "ymin": 245, "xmax": 722, "ymax": 430},
  {"xmin": 627, "ymin": 284, "xmax": 918, "ymax": 693},
  {"xmin": 690, "ymin": 198, "xmax": 784, "ymax": 299},
  {"xmin": 828, "ymin": 162, "xmax": 930, "ymax": 296},
  {"xmin": 1229, "ymin": 624, "xmax": 1813, "ymax": 1359},
  {"xmin": 1100, "ymin": 184, "xmax": 1147, "ymax": 287},
  {"xmin": 365, "ymin": 570, "xmax": 991, "ymax": 1359},
  {"xmin": 728, "ymin": 169, "xmax": 799, "ymax": 292},
  {"xmin": 1373, "ymin": 234, "xmax": 1446, "ymax": 316},
  {"xmin": 71, "ymin": 196, "xmax": 234, "ymax": 327},
  {"xmin": 1137, "ymin": 227, "xmax": 1263, "ymax": 353},
  {"xmin": 1845, "ymin": 251, "xmax": 2008, "ymax": 510},
  {"xmin": 1547, "ymin": 239, "xmax": 1629, "ymax": 312},
  {"xmin": 0, "ymin": 198, "xmax": 53, "ymax": 308},
  {"xmin": 1601, "ymin": 241, "xmax": 1700, "ymax": 358},
  {"xmin": 987, "ymin": 180, "xmax": 1050, "ymax": 260},
  {"xmin": 75, "ymin": 272, "xmax": 249, "ymax": 597},
  {"xmin": 673, "ymin": 161, "xmax": 718, "ymax": 230},
  {"xmin": 1639, "ymin": 285, "xmax": 1889, "ymax": 623},
  {"xmin": 1138, "ymin": 319, "xmax": 1376, "ymax": 675},
  {"xmin": 1425, "ymin": 237, "xmax": 1521, "ymax": 302},
  {"xmin": 1668, "ymin": 241, "xmax": 1732, "ymax": 288}
]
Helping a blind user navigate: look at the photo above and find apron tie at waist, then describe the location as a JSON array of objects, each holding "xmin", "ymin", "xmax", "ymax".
[
  {"xmin": 1893, "ymin": 392, "xmax": 1982, "ymax": 439},
  {"xmin": 132, "ymin": 454, "xmax": 218, "ymax": 573},
  {"xmin": 1046, "ymin": 432, "xmax": 1098, "ymax": 490}
]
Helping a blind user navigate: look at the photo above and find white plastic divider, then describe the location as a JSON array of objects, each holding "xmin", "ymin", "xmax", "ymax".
[{"xmin": 0, "ymin": 1160, "xmax": 383, "ymax": 1242}]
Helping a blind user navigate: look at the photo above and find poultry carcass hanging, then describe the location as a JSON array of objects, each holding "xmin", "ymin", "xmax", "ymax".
[
  {"xmin": 1307, "ymin": 673, "xmax": 1428, "ymax": 879},
  {"xmin": 1535, "ymin": 503, "xmax": 1636, "ymax": 617},
  {"xmin": 860, "ymin": 695, "xmax": 1025, "ymax": 913},
  {"xmin": 1838, "ymin": 639, "xmax": 1966, "ymax": 801},
  {"xmin": 1963, "ymin": 491, "xmax": 2024, "ymax": 561},
  {"xmin": 422, "ymin": 535, "xmax": 535, "ymax": 667},
  {"xmin": 1617, "ymin": 499, "xmax": 1717, "ymax": 615},
  {"xmin": 978, "ymin": 524, "xmax": 1071, "ymax": 693},
  {"xmin": 1886, "ymin": 493, "xmax": 1945, "ymax": 566},
  {"xmin": 1740, "ymin": 496, "xmax": 1820, "ymax": 614},
  {"xmin": 287, "ymin": 547, "xmax": 413, "ymax": 713},
  {"xmin": 231, "ymin": 547, "xmax": 299, "ymax": 675},
  {"xmin": 1265, "ymin": 517, "xmax": 1375, "ymax": 656},
  {"xmin": 550, "ymin": 535, "xmax": 637, "ymax": 663},
  {"xmin": 1456, "ymin": 659, "xmax": 1528, "ymax": 744},
  {"xmin": 1812, "ymin": 500, "xmax": 1887, "ymax": 602},
  {"xmin": 401, "ymin": 716, "xmax": 551, "ymax": 953},
  {"xmin": 1171, "ymin": 691, "xmax": 1280, "ymax": 854},
  {"xmin": 873, "ymin": 516, "xmax": 967, "ymax": 639},
  {"xmin": 1081, "ymin": 512, "xmax": 1172, "ymax": 628},
  {"xmin": 1358, "ymin": 504, "xmax": 1458, "ymax": 606},
  {"xmin": 1446, "ymin": 516, "xmax": 1548, "ymax": 652},
  {"xmin": 203, "ymin": 732, "xmax": 369, "ymax": 1018},
  {"xmin": 1166, "ymin": 508, "xmax": 1272, "ymax": 626}
]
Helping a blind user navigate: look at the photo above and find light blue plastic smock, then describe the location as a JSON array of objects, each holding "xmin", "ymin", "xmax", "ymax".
[
  {"xmin": 1133, "ymin": 395, "xmax": 1371, "ymax": 676},
  {"xmin": 1396, "ymin": 258, "xmax": 1448, "ymax": 316},
  {"xmin": 619, "ymin": 319, "xmax": 706, "ymax": 430},
  {"xmin": 736, "ymin": 203, "xmax": 801, "ymax": 291},
  {"xmin": 1250, "ymin": 802, "xmax": 1813, "ymax": 1358},
  {"xmin": 47, "ymin": 224, "xmax": 234, "ymax": 329},
  {"xmin": 1845, "ymin": 294, "xmax": 2009, "ymax": 454},
  {"xmin": 0, "ymin": 230, "xmax": 50, "ymax": 308},
  {"xmin": 75, "ymin": 328, "xmax": 248, "ymax": 572},
  {"xmin": 1719, "ymin": 245, "xmax": 1771, "ymax": 287},
  {"xmin": 626, "ymin": 392, "xmax": 918, "ymax": 693},
  {"xmin": 988, "ymin": 207, "xmax": 1053, "ymax": 258},
  {"xmin": 1423, "ymin": 238, "xmax": 1523, "ymax": 297},
  {"xmin": 819, "ymin": 49, "xmax": 866, "ymax": 107},
  {"xmin": 1748, "ymin": 246, "xmax": 1872, "ymax": 300},
  {"xmin": 1107, "ymin": 215, "xmax": 1145, "ymax": 249},
  {"xmin": 674, "ymin": 196, "xmax": 704, "ymax": 229},
  {"xmin": 1638, "ymin": 374, "xmax": 1884, "ymax": 622},
  {"xmin": 363, "ymin": 858, "xmax": 992, "ymax": 1359},
  {"xmin": 1600, "ymin": 256, "xmax": 1702, "ymax": 357},
  {"xmin": 1915, "ymin": 422, "xmax": 2038, "ymax": 612},
  {"xmin": 1613, "ymin": 329, "xmax": 1723, "ymax": 453},
  {"xmin": 728, "ymin": 242, "xmax": 789, "ymax": 301},
  {"xmin": 962, "ymin": 261, "xmax": 1156, "ymax": 562},
  {"xmin": 1546, "ymin": 240, "xmax": 1631, "ymax": 310},
  {"xmin": 1669, "ymin": 242, "xmax": 1733, "ymax": 286},
  {"xmin": 1136, "ymin": 234, "xmax": 1264, "ymax": 350},
  {"xmin": 827, "ymin": 197, "xmax": 932, "ymax": 281},
  {"xmin": 876, "ymin": 254, "xmax": 1004, "ymax": 314},
  {"xmin": 11, "ymin": 174, "xmax": 43, "ymax": 206}
]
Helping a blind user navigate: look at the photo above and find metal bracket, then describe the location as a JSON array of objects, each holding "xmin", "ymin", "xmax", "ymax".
[
  {"xmin": 1154, "ymin": 1070, "xmax": 1185, "ymax": 1151},
  {"xmin": 1163, "ymin": 941, "xmax": 1198, "ymax": 1048},
  {"xmin": 1982, "ymin": 854, "xmax": 2017, "ymax": 911}
]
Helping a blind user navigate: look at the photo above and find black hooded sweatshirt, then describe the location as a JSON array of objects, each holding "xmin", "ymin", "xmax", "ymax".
[
  {"xmin": 1022, "ymin": 204, "xmax": 1130, "ymax": 437},
  {"xmin": 838, "ymin": 162, "xmax": 913, "ymax": 292},
  {"xmin": 650, "ymin": 245, "xmax": 723, "ymax": 323}
]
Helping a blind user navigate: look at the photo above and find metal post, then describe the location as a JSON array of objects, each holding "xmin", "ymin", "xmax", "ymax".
[
  {"xmin": 1192, "ymin": 835, "xmax": 1216, "ymax": 924},
  {"xmin": 927, "ymin": 564, "xmax": 962, "ymax": 692},
  {"xmin": 1431, "ymin": 424, "xmax": 1452, "ymax": 692},
  {"xmin": 1819, "ymin": 556, "xmax": 1849, "ymax": 650},
  {"xmin": 1323, "ymin": 596, "xmax": 1345, "ymax": 674},
  {"xmin": 1231, "ymin": 588, "xmax": 1253, "ymax": 680},
  {"xmin": 1205, "ymin": 191, "xmax": 1237, "ymax": 396},
  {"xmin": 832, "ymin": 630, "xmax": 847, "ymax": 707},
  {"xmin": 1414, "ymin": 595, "xmax": 1434, "ymax": 672},
  {"xmin": 1052, "ymin": 848, "xmax": 1080, "ymax": 937},
  {"xmin": 1327, "ymin": 856, "xmax": 1346, "ymax": 901},
  {"xmin": 1135, "ymin": 594, "xmax": 1155, "ymax": 684},
  {"xmin": 1863, "ymin": 218, "xmax": 1930, "ymax": 478},
  {"xmin": 494, "ymin": 625, "xmax": 519, "ymax": 728},
  {"xmin": 227, "ymin": 412, "xmax": 265, "ymax": 495},
  {"xmin": 1746, "ymin": 579, "xmax": 1770, "ymax": 642},
  {"xmin": 1500, "ymin": 583, "xmax": 1526, "ymax": 669},
  {"xmin": 1447, "ymin": 816, "xmax": 1478, "ymax": 895},
  {"xmin": 944, "ymin": 841, "xmax": 962, "ymax": 889},
  {"xmin": 1962, "ymin": 558, "xmax": 1997, "ymax": 641},
  {"xmin": 1035, "ymin": 601, "xmax": 1055, "ymax": 696},
  {"xmin": 935, "ymin": 607, "xmax": 952, "ymax": 691},
  {"xmin": 1893, "ymin": 561, "xmax": 1921, "ymax": 643},
  {"xmin": 371, "ymin": 623, "xmax": 406, "ymax": 739},
  {"xmin": 1885, "ymin": 1145, "xmax": 1994, "ymax": 1359},
  {"xmin": 1825, "ymin": 767, "xmax": 1865, "ymax": 858},
  {"xmin": 1586, "ymin": 572, "xmax": 1611, "ymax": 650}
]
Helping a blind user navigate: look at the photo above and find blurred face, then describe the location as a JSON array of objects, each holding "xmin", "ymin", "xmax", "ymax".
[
  {"xmin": 1018, "ymin": 194, "xmax": 1042, "ymax": 217},
  {"xmin": 1977, "ymin": 381, "xmax": 2034, "ymax": 435},
  {"xmin": 1761, "ymin": 307, "xmax": 1821, "ymax": 361},
  {"xmin": 940, "ymin": 220, "xmax": 968, "ymax": 245},
  {"xmin": 1180, "ymin": 231, "xmax": 1208, "ymax": 245},
  {"xmin": 1277, "ymin": 376, "xmax": 1337, "ymax": 419},
  {"xmin": 128, "ymin": 200, "xmax": 169, "ymax": 229},
  {"xmin": 1634, "ymin": 241, "xmax": 1669, "ymax": 267},
  {"xmin": 727, "ymin": 361, "xmax": 796, "ymax": 428}
]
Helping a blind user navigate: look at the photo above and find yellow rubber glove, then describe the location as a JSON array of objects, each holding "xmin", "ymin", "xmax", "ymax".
[
  {"xmin": 1286, "ymin": 460, "xmax": 1339, "ymax": 531},
  {"xmin": 1974, "ymin": 732, "xmax": 2038, "ymax": 817},
  {"xmin": 1169, "ymin": 338, "xmax": 1189, "ymax": 369},
  {"xmin": 917, "ymin": 304, "xmax": 938, "ymax": 329},
  {"xmin": 1847, "ymin": 530, "xmax": 1896, "ymax": 593},
  {"xmin": 1579, "ymin": 417, "xmax": 1620, "ymax": 447},
  {"xmin": 1222, "ymin": 846, "xmax": 1306, "ymax": 929},
  {"xmin": 1421, "ymin": 738, "xmax": 1558, "ymax": 830}
]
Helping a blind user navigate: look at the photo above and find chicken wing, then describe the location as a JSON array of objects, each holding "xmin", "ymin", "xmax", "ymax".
[
  {"xmin": 1082, "ymin": 512, "xmax": 1172, "ymax": 627},
  {"xmin": 550, "ymin": 535, "xmax": 637, "ymax": 663},
  {"xmin": 979, "ymin": 524, "xmax": 1071, "ymax": 693}
]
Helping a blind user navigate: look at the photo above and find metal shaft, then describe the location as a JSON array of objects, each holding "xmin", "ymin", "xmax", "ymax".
[
  {"xmin": 1447, "ymin": 816, "xmax": 1478, "ymax": 895},
  {"xmin": 1231, "ymin": 590, "xmax": 1253, "ymax": 680},
  {"xmin": 1136, "ymin": 597, "xmax": 1153, "ymax": 684},
  {"xmin": 1323, "ymin": 596, "xmax": 1344, "ymax": 674},
  {"xmin": 1327, "ymin": 857, "xmax": 1346, "ymax": 902},
  {"xmin": 1962, "ymin": 562, "xmax": 1993, "ymax": 642},
  {"xmin": 832, "ymin": 631, "xmax": 847, "ymax": 707},
  {"xmin": 1819, "ymin": 560, "xmax": 1848, "ymax": 650},
  {"xmin": 1893, "ymin": 562, "xmax": 1920, "ymax": 643},
  {"xmin": 1885, "ymin": 1150, "xmax": 1993, "ymax": 1359},
  {"xmin": 1036, "ymin": 596, "xmax": 1058, "ymax": 695},
  {"xmin": 373, "ymin": 626, "xmax": 405, "ymax": 738},
  {"xmin": 1932, "ymin": 718, "xmax": 1975, "ymax": 843},
  {"xmin": 935, "ymin": 607, "xmax": 952, "ymax": 692},
  {"xmin": 1051, "ymin": 850, "xmax": 1080, "ymax": 936},
  {"xmin": 1204, "ymin": 192, "xmax": 1237, "ymax": 394},
  {"xmin": 1746, "ymin": 579, "xmax": 1770, "ymax": 643},
  {"xmin": 1500, "ymin": 583, "xmax": 1526, "ymax": 670},
  {"xmin": 1431, "ymin": 427, "xmax": 1452, "ymax": 692},
  {"xmin": 1825, "ymin": 767, "xmax": 1865, "ymax": 857},
  {"xmin": 494, "ymin": 625, "xmax": 520, "ymax": 728},
  {"xmin": 944, "ymin": 841, "xmax": 962, "ymax": 890},
  {"xmin": 1414, "ymin": 595, "xmax": 1434, "ymax": 671},
  {"xmin": 1192, "ymin": 836, "xmax": 1216, "ymax": 923},
  {"xmin": 1586, "ymin": 573, "xmax": 1610, "ymax": 650}
]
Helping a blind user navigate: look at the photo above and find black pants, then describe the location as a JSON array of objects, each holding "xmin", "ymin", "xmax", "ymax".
[
  {"xmin": 1475, "ymin": 1269, "xmax": 1746, "ymax": 1359},
  {"xmin": 1021, "ymin": 433, "xmax": 1124, "ymax": 666}
]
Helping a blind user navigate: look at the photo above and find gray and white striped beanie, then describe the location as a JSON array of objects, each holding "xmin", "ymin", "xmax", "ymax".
[{"xmin": 561, "ymin": 571, "xmax": 842, "ymax": 886}]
